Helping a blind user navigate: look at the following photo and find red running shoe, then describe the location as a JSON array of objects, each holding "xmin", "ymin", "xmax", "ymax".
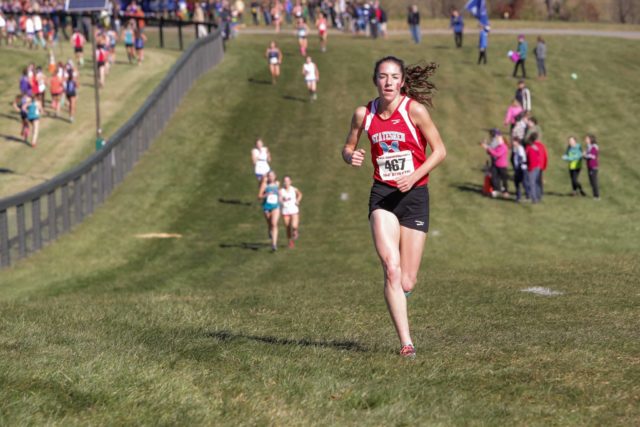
[
  {"xmin": 288, "ymin": 240, "xmax": 295, "ymax": 249},
  {"xmin": 399, "ymin": 344, "xmax": 416, "ymax": 358}
]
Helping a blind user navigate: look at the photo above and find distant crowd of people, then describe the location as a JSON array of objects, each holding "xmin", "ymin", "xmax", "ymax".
[
  {"xmin": 481, "ymin": 79, "xmax": 600, "ymax": 202},
  {"xmin": 3, "ymin": 1, "xmax": 152, "ymax": 148}
]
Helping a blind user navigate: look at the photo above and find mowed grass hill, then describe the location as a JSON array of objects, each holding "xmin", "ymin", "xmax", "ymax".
[{"xmin": 0, "ymin": 32, "xmax": 638, "ymax": 425}]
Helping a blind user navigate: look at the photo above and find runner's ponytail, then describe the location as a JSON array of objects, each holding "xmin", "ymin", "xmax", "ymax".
[{"xmin": 402, "ymin": 62, "xmax": 438, "ymax": 108}]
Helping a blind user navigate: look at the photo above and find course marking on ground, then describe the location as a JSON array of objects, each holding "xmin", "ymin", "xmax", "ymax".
[
  {"xmin": 521, "ymin": 287, "xmax": 564, "ymax": 296},
  {"xmin": 134, "ymin": 233, "xmax": 183, "ymax": 239}
]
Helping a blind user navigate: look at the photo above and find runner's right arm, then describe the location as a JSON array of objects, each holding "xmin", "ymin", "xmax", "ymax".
[{"xmin": 342, "ymin": 106, "xmax": 367, "ymax": 166}]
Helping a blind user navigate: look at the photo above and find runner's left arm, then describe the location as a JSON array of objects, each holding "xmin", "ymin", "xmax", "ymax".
[{"xmin": 395, "ymin": 102, "xmax": 446, "ymax": 193}]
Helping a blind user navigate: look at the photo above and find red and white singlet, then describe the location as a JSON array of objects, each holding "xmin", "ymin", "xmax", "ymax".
[{"xmin": 364, "ymin": 96, "xmax": 429, "ymax": 187}]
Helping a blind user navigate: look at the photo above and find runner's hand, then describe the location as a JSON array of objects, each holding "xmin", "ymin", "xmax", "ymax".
[
  {"xmin": 396, "ymin": 174, "xmax": 416, "ymax": 193},
  {"xmin": 350, "ymin": 149, "xmax": 366, "ymax": 167}
]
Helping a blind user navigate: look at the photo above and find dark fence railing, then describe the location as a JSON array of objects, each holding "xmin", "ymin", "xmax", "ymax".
[{"xmin": 0, "ymin": 30, "xmax": 224, "ymax": 268}]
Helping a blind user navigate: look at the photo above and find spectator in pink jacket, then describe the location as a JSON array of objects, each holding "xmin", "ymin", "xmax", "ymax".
[
  {"xmin": 504, "ymin": 99, "xmax": 523, "ymax": 132},
  {"xmin": 481, "ymin": 128, "xmax": 509, "ymax": 198}
]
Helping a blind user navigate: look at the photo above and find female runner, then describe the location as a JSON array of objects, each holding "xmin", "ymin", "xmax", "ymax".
[
  {"xmin": 265, "ymin": 41, "xmax": 283, "ymax": 84},
  {"xmin": 258, "ymin": 170, "xmax": 281, "ymax": 252},
  {"xmin": 302, "ymin": 56, "xmax": 319, "ymax": 101},
  {"xmin": 251, "ymin": 138, "xmax": 271, "ymax": 182},
  {"xmin": 279, "ymin": 175, "xmax": 303, "ymax": 248},
  {"xmin": 341, "ymin": 56, "xmax": 447, "ymax": 358},
  {"xmin": 295, "ymin": 17, "xmax": 309, "ymax": 56},
  {"xmin": 316, "ymin": 12, "xmax": 328, "ymax": 52}
]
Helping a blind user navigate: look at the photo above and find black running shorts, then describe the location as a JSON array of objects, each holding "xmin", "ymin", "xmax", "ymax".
[{"xmin": 368, "ymin": 181, "xmax": 429, "ymax": 232}]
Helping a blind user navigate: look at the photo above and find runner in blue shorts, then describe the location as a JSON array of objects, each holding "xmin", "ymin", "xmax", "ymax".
[{"xmin": 258, "ymin": 170, "xmax": 281, "ymax": 251}]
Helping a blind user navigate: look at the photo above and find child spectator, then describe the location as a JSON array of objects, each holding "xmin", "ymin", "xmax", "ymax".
[
  {"xmin": 478, "ymin": 25, "xmax": 489, "ymax": 65},
  {"xmin": 511, "ymin": 137, "xmax": 529, "ymax": 202},
  {"xmin": 534, "ymin": 36, "xmax": 547, "ymax": 79},
  {"xmin": 513, "ymin": 34, "xmax": 528, "ymax": 79},
  {"xmin": 515, "ymin": 80, "xmax": 531, "ymax": 112},
  {"xmin": 583, "ymin": 134, "xmax": 600, "ymax": 199},
  {"xmin": 534, "ymin": 137, "xmax": 548, "ymax": 196},
  {"xmin": 450, "ymin": 7, "xmax": 463, "ymax": 48},
  {"xmin": 525, "ymin": 133, "xmax": 543, "ymax": 203},
  {"xmin": 481, "ymin": 129, "xmax": 509, "ymax": 198},
  {"xmin": 504, "ymin": 99, "xmax": 523, "ymax": 132},
  {"xmin": 511, "ymin": 112, "xmax": 527, "ymax": 143},
  {"xmin": 561, "ymin": 136, "xmax": 586, "ymax": 196}
]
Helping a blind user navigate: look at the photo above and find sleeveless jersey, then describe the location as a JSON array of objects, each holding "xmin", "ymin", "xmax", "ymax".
[
  {"xmin": 263, "ymin": 183, "xmax": 280, "ymax": 210},
  {"xmin": 280, "ymin": 186, "xmax": 299, "ymax": 215},
  {"xmin": 364, "ymin": 96, "xmax": 429, "ymax": 187},
  {"xmin": 267, "ymin": 49, "xmax": 279, "ymax": 64},
  {"xmin": 303, "ymin": 63, "xmax": 316, "ymax": 81},
  {"xmin": 253, "ymin": 147, "xmax": 270, "ymax": 175}
]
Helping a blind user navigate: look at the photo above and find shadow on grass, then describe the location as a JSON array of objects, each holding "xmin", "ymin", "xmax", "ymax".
[
  {"xmin": 208, "ymin": 330, "xmax": 368, "ymax": 352},
  {"xmin": 282, "ymin": 94, "xmax": 307, "ymax": 103},
  {"xmin": 218, "ymin": 198, "xmax": 253, "ymax": 206},
  {"xmin": 0, "ymin": 133, "xmax": 28, "ymax": 145},
  {"xmin": 219, "ymin": 242, "xmax": 271, "ymax": 251},
  {"xmin": 0, "ymin": 168, "xmax": 16, "ymax": 174},
  {"xmin": 452, "ymin": 182, "xmax": 515, "ymax": 202},
  {"xmin": 0, "ymin": 112, "xmax": 20, "ymax": 122},
  {"xmin": 248, "ymin": 77, "xmax": 272, "ymax": 85}
]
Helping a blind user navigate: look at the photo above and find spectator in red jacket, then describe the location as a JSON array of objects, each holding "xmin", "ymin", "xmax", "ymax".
[
  {"xmin": 525, "ymin": 132, "xmax": 543, "ymax": 203},
  {"xmin": 534, "ymin": 138, "xmax": 548, "ymax": 196}
]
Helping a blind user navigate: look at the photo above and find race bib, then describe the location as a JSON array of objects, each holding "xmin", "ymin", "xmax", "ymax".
[
  {"xmin": 269, "ymin": 57, "xmax": 278, "ymax": 65},
  {"xmin": 266, "ymin": 194, "xmax": 278, "ymax": 205},
  {"xmin": 377, "ymin": 150, "xmax": 414, "ymax": 181}
]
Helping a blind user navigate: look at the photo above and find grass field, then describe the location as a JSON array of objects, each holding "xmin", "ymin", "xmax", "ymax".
[
  {"xmin": 0, "ymin": 31, "xmax": 639, "ymax": 425},
  {"xmin": 0, "ymin": 45, "xmax": 180, "ymax": 198}
]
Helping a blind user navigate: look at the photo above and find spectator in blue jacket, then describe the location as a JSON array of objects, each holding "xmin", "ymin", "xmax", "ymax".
[
  {"xmin": 450, "ymin": 8, "xmax": 464, "ymax": 48},
  {"xmin": 478, "ymin": 25, "xmax": 489, "ymax": 65},
  {"xmin": 513, "ymin": 34, "xmax": 528, "ymax": 78}
]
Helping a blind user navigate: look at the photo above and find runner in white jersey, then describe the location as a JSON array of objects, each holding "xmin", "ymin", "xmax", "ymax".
[
  {"xmin": 302, "ymin": 56, "xmax": 319, "ymax": 101},
  {"xmin": 251, "ymin": 138, "xmax": 271, "ymax": 183},
  {"xmin": 279, "ymin": 175, "xmax": 303, "ymax": 248}
]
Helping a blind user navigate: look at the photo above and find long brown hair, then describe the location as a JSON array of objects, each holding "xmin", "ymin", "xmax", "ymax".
[{"xmin": 372, "ymin": 56, "xmax": 438, "ymax": 108}]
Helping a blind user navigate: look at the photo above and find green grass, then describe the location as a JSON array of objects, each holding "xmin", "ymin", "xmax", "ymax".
[{"xmin": 0, "ymin": 33, "xmax": 639, "ymax": 425}]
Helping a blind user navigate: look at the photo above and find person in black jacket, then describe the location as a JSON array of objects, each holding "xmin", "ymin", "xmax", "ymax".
[{"xmin": 407, "ymin": 4, "xmax": 420, "ymax": 44}]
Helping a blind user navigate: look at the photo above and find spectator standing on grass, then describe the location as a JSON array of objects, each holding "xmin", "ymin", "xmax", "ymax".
[
  {"xmin": 407, "ymin": 4, "xmax": 420, "ymax": 44},
  {"xmin": 525, "ymin": 133, "xmax": 542, "ymax": 203},
  {"xmin": 6, "ymin": 15, "xmax": 16, "ymax": 45},
  {"xmin": 511, "ymin": 137, "xmax": 529, "ymax": 202},
  {"xmin": 534, "ymin": 36, "xmax": 547, "ymax": 79},
  {"xmin": 525, "ymin": 116, "xmax": 542, "ymax": 144},
  {"xmin": 450, "ymin": 7, "xmax": 463, "ymax": 48},
  {"xmin": 562, "ymin": 136, "xmax": 586, "ymax": 196},
  {"xmin": 478, "ymin": 25, "xmax": 489, "ymax": 65},
  {"xmin": 511, "ymin": 112, "xmax": 527, "ymax": 143},
  {"xmin": 504, "ymin": 99, "xmax": 523, "ymax": 132},
  {"xmin": 0, "ymin": 11, "xmax": 6, "ymax": 43},
  {"xmin": 481, "ymin": 129, "xmax": 509, "ymax": 198},
  {"xmin": 534, "ymin": 136, "xmax": 548, "ymax": 196},
  {"xmin": 513, "ymin": 34, "xmax": 528, "ymax": 79},
  {"xmin": 515, "ymin": 79, "xmax": 531, "ymax": 112},
  {"xmin": 583, "ymin": 134, "xmax": 600, "ymax": 199}
]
